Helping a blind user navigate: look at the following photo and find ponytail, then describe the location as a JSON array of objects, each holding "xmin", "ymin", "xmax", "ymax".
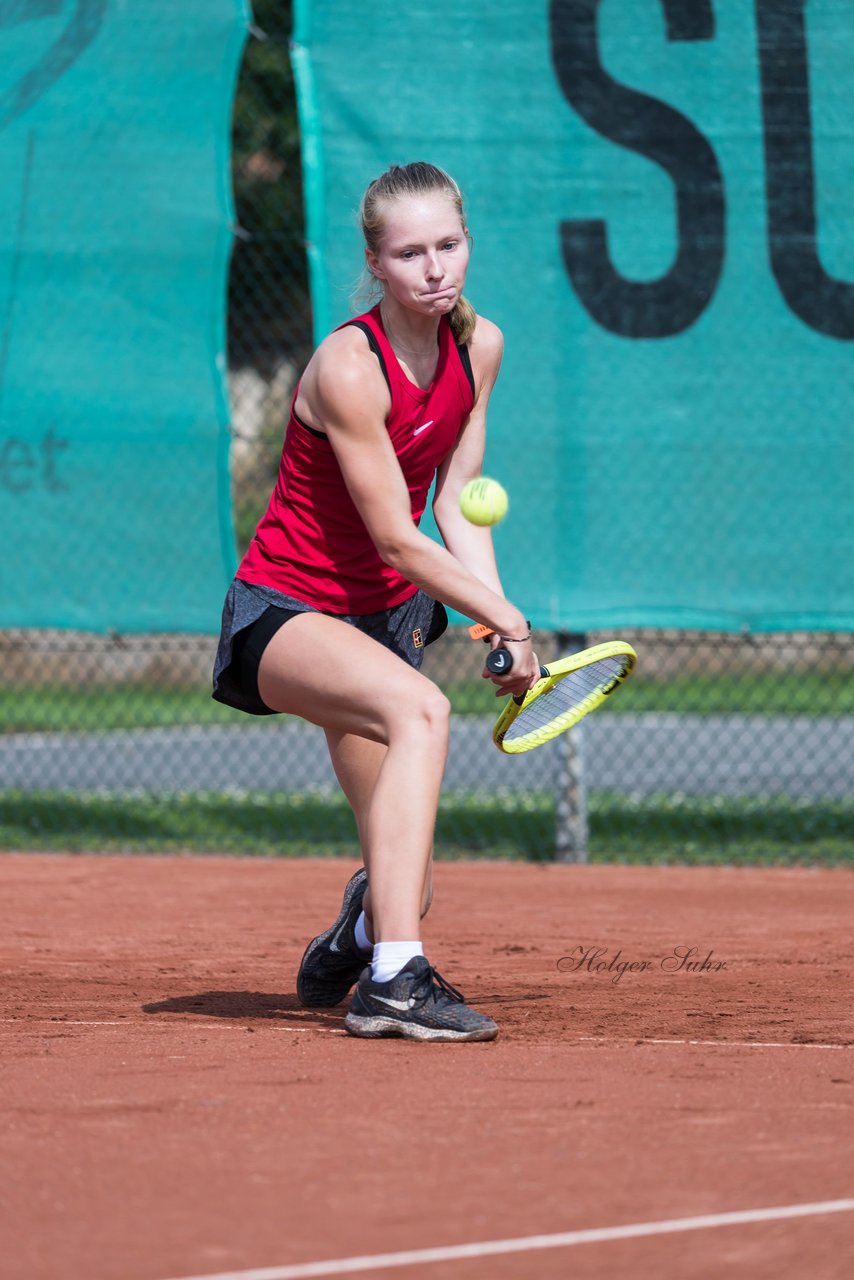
[{"xmin": 449, "ymin": 295, "xmax": 477, "ymax": 346}]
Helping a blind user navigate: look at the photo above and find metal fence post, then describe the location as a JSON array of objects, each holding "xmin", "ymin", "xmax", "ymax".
[{"xmin": 554, "ymin": 631, "xmax": 589, "ymax": 863}]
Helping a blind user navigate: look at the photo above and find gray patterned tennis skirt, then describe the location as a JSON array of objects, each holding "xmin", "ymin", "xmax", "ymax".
[{"xmin": 212, "ymin": 578, "xmax": 448, "ymax": 716}]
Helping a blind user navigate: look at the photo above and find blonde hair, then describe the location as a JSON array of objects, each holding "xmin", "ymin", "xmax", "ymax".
[{"xmin": 356, "ymin": 161, "xmax": 477, "ymax": 345}]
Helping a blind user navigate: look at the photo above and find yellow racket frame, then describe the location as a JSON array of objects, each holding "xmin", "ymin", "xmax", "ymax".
[{"xmin": 493, "ymin": 641, "xmax": 637, "ymax": 754}]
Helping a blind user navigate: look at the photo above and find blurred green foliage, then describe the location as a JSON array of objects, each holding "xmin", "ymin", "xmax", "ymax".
[{"xmin": 228, "ymin": 0, "xmax": 311, "ymax": 371}]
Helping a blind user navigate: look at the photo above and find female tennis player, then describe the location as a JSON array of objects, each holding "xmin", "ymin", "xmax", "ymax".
[{"xmin": 213, "ymin": 161, "xmax": 539, "ymax": 1041}]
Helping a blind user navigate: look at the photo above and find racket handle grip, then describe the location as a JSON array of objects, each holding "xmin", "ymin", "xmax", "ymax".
[
  {"xmin": 486, "ymin": 648, "xmax": 513, "ymax": 675},
  {"xmin": 486, "ymin": 649, "xmax": 549, "ymax": 678}
]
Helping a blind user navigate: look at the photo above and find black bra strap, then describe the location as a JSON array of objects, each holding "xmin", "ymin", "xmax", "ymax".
[
  {"xmin": 348, "ymin": 320, "xmax": 392, "ymax": 394},
  {"xmin": 456, "ymin": 341, "xmax": 475, "ymax": 398}
]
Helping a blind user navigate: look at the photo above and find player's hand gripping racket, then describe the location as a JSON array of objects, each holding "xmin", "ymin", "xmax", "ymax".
[{"xmin": 479, "ymin": 635, "xmax": 637, "ymax": 754}]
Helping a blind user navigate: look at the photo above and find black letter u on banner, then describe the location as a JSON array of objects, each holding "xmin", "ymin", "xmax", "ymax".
[
  {"xmin": 756, "ymin": 0, "xmax": 854, "ymax": 340},
  {"xmin": 550, "ymin": 0, "xmax": 725, "ymax": 338}
]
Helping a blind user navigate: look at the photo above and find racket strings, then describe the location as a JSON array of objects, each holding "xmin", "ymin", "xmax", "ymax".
[{"xmin": 504, "ymin": 655, "xmax": 630, "ymax": 741}]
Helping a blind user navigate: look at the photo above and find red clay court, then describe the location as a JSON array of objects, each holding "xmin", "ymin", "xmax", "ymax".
[{"xmin": 1, "ymin": 854, "xmax": 853, "ymax": 1280}]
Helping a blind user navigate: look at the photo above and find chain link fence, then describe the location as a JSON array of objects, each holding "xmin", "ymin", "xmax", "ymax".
[
  {"xmin": 1, "ymin": 8, "xmax": 852, "ymax": 863},
  {"xmin": 1, "ymin": 624, "xmax": 852, "ymax": 861}
]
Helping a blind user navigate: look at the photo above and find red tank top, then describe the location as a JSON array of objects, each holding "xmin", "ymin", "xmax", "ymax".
[{"xmin": 237, "ymin": 306, "xmax": 476, "ymax": 613}]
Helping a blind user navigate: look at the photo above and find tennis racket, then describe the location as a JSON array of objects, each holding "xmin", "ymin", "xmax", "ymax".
[{"xmin": 482, "ymin": 640, "xmax": 637, "ymax": 754}]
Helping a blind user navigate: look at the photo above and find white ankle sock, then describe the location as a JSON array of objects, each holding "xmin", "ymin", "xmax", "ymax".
[
  {"xmin": 354, "ymin": 911, "xmax": 373, "ymax": 956},
  {"xmin": 372, "ymin": 941, "xmax": 423, "ymax": 984}
]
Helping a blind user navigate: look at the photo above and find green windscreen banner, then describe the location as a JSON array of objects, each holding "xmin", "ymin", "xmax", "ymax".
[
  {"xmin": 293, "ymin": 0, "xmax": 854, "ymax": 633},
  {"xmin": 0, "ymin": 0, "xmax": 247, "ymax": 632}
]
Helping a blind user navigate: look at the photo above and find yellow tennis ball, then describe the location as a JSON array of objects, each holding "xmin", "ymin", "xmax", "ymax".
[{"xmin": 460, "ymin": 477, "xmax": 509, "ymax": 527}]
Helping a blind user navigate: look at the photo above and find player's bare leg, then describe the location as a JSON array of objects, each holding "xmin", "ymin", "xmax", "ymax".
[
  {"xmin": 257, "ymin": 611, "xmax": 447, "ymax": 941},
  {"xmin": 324, "ymin": 729, "xmax": 435, "ymax": 937}
]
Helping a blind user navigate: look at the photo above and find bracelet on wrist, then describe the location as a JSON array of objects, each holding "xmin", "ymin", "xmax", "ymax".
[{"xmin": 498, "ymin": 621, "xmax": 532, "ymax": 642}]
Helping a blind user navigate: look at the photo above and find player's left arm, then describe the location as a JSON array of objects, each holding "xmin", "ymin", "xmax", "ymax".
[{"xmin": 432, "ymin": 315, "xmax": 505, "ymax": 594}]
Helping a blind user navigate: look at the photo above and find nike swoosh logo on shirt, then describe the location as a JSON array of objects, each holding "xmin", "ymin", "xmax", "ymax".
[{"xmin": 413, "ymin": 420, "xmax": 434, "ymax": 436}]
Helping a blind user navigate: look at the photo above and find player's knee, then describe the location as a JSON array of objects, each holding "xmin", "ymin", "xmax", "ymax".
[
  {"xmin": 417, "ymin": 685, "xmax": 451, "ymax": 744},
  {"xmin": 387, "ymin": 681, "xmax": 449, "ymax": 753}
]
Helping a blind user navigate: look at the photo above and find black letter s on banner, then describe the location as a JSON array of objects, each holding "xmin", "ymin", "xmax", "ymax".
[{"xmin": 549, "ymin": 0, "xmax": 725, "ymax": 338}]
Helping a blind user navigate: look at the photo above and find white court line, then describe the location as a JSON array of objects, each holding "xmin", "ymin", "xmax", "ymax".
[
  {"xmin": 577, "ymin": 1036, "xmax": 852, "ymax": 1050},
  {"xmin": 0, "ymin": 1019, "xmax": 198, "ymax": 1027},
  {"xmin": 1, "ymin": 1022, "xmax": 848, "ymax": 1047},
  {"xmin": 0, "ymin": 1019, "xmax": 310, "ymax": 1030},
  {"xmin": 645, "ymin": 1038, "xmax": 851, "ymax": 1050},
  {"xmin": 160, "ymin": 1199, "xmax": 854, "ymax": 1280},
  {"xmin": 0, "ymin": 1018, "xmax": 130, "ymax": 1026}
]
